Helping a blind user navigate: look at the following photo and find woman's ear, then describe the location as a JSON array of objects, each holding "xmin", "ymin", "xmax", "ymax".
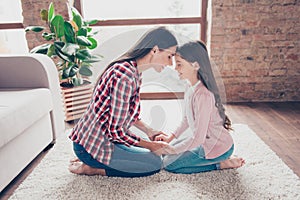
[{"xmin": 152, "ymin": 45, "xmax": 159, "ymax": 54}]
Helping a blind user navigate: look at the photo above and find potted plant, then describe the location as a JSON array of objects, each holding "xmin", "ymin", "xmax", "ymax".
[{"xmin": 25, "ymin": 2, "xmax": 102, "ymax": 121}]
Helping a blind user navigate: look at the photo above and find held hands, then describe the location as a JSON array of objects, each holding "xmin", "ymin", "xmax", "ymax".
[
  {"xmin": 154, "ymin": 133, "xmax": 175, "ymax": 143},
  {"xmin": 149, "ymin": 141, "xmax": 176, "ymax": 156},
  {"xmin": 148, "ymin": 130, "xmax": 168, "ymax": 141},
  {"xmin": 143, "ymin": 129, "xmax": 176, "ymax": 155},
  {"xmin": 138, "ymin": 139, "xmax": 176, "ymax": 156}
]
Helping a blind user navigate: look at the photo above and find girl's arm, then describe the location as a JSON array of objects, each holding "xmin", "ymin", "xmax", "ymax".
[{"xmin": 164, "ymin": 92, "xmax": 214, "ymax": 154}]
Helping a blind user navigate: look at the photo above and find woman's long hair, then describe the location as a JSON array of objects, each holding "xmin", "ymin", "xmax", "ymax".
[
  {"xmin": 176, "ymin": 40, "xmax": 232, "ymax": 130},
  {"xmin": 95, "ymin": 26, "xmax": 178, "ymax": 86}
]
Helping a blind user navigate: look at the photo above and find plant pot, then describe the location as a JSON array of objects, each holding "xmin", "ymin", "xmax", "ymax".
[{"xmin": 61, "ymin": 83, "xmax": 94, "ymax": 121}]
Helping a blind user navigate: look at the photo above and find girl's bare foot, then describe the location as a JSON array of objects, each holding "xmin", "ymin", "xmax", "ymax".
[
  {"xmin": 220, "ymin": 156, "xmax": 245, "ymax": 170},
  {"xmin": 68, "ymin": 162, "xmax": 106, "ymax": 176}
]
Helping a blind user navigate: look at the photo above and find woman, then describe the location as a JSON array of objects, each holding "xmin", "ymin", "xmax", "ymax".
[
  {"xmin": 156, "ymin": 40, "xmax": 245, "ymax": 174},
  {"xmin": 68, "ymin": 27, "xmax": 177, "ymax": 177}
]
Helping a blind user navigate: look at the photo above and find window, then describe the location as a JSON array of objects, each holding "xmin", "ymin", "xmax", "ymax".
[
  {"xmin": 0, "ymin": 0, "xmax": 28, "ymax": 54},
  {"xmin": 74, "ymin": 0, "xmax": 207, "ymax": 99},
  {"xmin": 82, "ymin": 0, "xmax": 201, "ymax": 20}
]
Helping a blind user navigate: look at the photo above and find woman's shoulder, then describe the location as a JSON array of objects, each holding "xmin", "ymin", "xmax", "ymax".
[{"xmin": 111, "ymin": 60, "xmax": 137, "ymax": 79}]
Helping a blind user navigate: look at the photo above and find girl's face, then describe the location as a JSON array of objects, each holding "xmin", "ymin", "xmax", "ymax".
[
  {"xmin": 175, "ymin": 55, "xmax": 198, "ymax": 82},
  {"xmin": 151, "ymin": 46, "xmax": 176, "ymax": 72}
]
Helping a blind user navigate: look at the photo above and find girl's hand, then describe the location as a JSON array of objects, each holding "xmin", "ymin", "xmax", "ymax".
[{"xmin": 148, "ymin": 130, "xmax": 168, "ymax": 141}]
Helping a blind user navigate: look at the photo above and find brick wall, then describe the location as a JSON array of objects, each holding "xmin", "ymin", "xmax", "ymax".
[
  {"xmin": 21, "ymin": 0, "xmax": 69, "ymax": 50},
  {"xmin": 210, "ymin": 0, "xmax": 300, "ymax": 102}
]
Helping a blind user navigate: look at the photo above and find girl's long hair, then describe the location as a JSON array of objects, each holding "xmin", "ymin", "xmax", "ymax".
[
  {"xmin": 95, "ymin": 26, "xmax": 178, "ymax": 86},
  {"xmin": 176, "ymin": 40, "xmax": 232, "ymax": 130}
]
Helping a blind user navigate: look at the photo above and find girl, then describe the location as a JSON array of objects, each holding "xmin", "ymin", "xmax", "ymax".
[
  {"xmin": 68, "ymin": 27, "xmax": 177, "ymax": 177},
  {"xmin": 156, "ymin": 41, "xmax": 245, "ymax": 174}
]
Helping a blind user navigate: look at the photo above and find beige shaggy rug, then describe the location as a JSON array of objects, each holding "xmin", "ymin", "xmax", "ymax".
[{"xmin": 9, "ymin": 124, "xmax": 300, "ymax": 200}]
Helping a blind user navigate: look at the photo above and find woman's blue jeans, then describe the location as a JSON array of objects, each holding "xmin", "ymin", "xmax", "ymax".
[
  {"xmin": 73, "ymin": 142, "xmax": 162, "ymax": 177},
  {"xmin": 163, "ymin": 145, "xmax": 234, "ymax": 174}
]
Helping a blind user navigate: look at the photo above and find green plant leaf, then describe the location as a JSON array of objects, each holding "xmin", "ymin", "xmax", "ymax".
[
  {"xmin": 71, "ymin": 6, "xmax": 82, "ymax": 18},
  {"xmin": 55, "ymin": 47, "xmax": 74, "ymax": 63},
  {"xmin": 69, "ymin": 65, "xmax": 78, "ymax": 77},
  {"xmin": 48, "ymin": 2, "xmax": 55, "ymax": 22},
  {"xmin": 87, "ymin": 27, "xmax": 92, "ymax": 32},
  {"xmin": 77, "ymin": 36, "xmax": 92, "ymax": 46},
  {"xmin": 64, "ymin": 21, "xmax": 75, "ymax": 43},
  {"xmin": 51, "ymin": 15, "xmax": 64, "ymax": 38},
  {"xmin": 85, "ymin": 19, "xmax": 98, "ymax": 25},
  {"xmin": 87, "ymin": 37, "xmax": 98, "ymax": 50},
  {"xmin": 72, "ymin": 77, "xmax": 81, "ymax": 86},
  {"xmin": 62, "ymin": 66, "xmax": 74, "ymax": 79},
  {"xmin": 25, "ymin": 26, "xmax": 45, "ymax": 32},
  {"xmin": 61, "ymin": 43, "xmax": 79, "ymax": 56},
  {"xmin": 54, "ymin": 41, "xmax": 65, "ymax": 48},
  {"xmin": 76, "ymin": 49, "xmax": 92, "ymax": 60},
  {"xmin": 73, "ymin": 14, "xmax": 82, "ymax": 30},
  {"xmin": 83, "ymin": 54, "xmax": 103, "ymax": 63},
  {"xmin": 47, "ymin": 44, "xmax": 55, "ymax": 57},
  {"xmin": 77, "ymin": 28, "xmax": 87, "ymax": 37},
  {"xmin": 30, "ymin": 43, "xmax": 51, "ymax": 54},
  {"xmin": 40, "ymin": 9, "xmax": 48, "ymax": 21},
  {"xmin": 79, "ymin": 65, "xmax": 93, "ymax": 76},
  {"xmin": 42, "ymin": 32, "xmax": 55, "ymax": 41}
]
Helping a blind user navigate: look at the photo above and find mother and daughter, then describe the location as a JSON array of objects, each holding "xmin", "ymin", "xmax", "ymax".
[{"xmin": 68, "ymin": 26, "xmax": 245, "ymax": 177}]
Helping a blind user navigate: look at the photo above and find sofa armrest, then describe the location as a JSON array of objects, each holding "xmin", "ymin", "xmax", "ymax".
[{"xmin": 0, "ymin": 54, "xmax": 65, "ymax": 140}]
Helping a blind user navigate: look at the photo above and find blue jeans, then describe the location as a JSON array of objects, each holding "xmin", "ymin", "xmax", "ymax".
[
  {"xmin": 73, "ymin": 142, "xmax": 162, "ymax": 177},
  {"xmin": 163, "ymin": 145, "xmax": 234, "ymax": 174}
]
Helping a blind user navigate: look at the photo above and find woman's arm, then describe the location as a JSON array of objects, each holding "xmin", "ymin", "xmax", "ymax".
[
  {"xmin": 133, "ymin": 119, "xmax": 166, "ymax": 140},
  {"xmin": 107, "ymin": 76, "xmax": 140, "ymax": 146}
]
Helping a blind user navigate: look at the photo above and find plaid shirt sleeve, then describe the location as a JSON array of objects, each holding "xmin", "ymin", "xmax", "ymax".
[{"xmin": 107, "ymin": 75, "xmax": 140, "ymax": 146}]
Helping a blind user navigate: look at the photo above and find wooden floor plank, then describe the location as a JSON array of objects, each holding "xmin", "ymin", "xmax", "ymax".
[{"xmin": 226, "ymin": 102, "xmax": 300, "ymax": 177}]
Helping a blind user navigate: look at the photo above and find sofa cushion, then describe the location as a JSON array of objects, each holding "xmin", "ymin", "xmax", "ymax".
[{"xmin": 0, "ymin": 88, "xmax": 53, "ymax": 148}]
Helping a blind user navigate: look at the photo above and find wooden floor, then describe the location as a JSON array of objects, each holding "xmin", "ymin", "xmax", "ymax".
[
  {"xmin": 225, "ymin": 102, "xmax": 300, "ymax": 177},
  {"xmin": 0, "ymin": 102, "xmax": 299, "ymax": 199}
]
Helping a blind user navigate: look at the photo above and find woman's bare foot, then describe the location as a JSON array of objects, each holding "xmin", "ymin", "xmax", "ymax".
[
  {"xmin": 220, "ymin": 156, "xmax": 245, "ymax": 170},
  {"xmin": 68, "ymin": 162, "xmax": 106, "ymax": 176}
]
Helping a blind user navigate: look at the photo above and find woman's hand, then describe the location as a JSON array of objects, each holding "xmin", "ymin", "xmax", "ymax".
[
  {"xmin": 148, "ymin": 141, "xmax": 170, "ymax": 156},
  {"xmin": 154, "ymin": 133, "xmax": 175, "ymax": 143}
]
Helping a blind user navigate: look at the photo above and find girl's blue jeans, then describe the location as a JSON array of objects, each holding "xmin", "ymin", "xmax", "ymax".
[
  {"xmin": 163, "ymin": 145, "xmax": 234, "ymax": 174},
  {"xmin": 73, "ymin": 142, "xmax": 162, "ymax": 177}
]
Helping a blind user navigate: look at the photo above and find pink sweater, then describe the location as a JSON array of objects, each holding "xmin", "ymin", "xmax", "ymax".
[{"xmin": 173, "ymin": 82, "xmax": 233, "ymax": 159}]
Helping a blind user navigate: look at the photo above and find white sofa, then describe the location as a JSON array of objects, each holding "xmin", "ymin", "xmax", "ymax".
[{"xmin": 0, "ymin": 54, "xmax": 65, "ymax": 192}]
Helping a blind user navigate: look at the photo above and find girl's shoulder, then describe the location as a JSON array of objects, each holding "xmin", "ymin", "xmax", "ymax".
[
  {"xmin": 192, "ymin": 83, "xmax": 215, "ymax": 104},
  {"xmin": 194, "ymin": 83, "xmax": 213, "ymax": 97}
]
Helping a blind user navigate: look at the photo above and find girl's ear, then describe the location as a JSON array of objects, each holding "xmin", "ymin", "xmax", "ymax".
[{"xmin": 192, "ymin": 62, "xmax": 200, "ymax": 70}]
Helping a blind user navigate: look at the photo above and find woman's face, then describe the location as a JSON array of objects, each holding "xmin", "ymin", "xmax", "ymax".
[
  {"xmin": 175, "ymin": 55, "xmax": 198, "ymax": 82},
  {"xmin": 151, "ymin": 46, "xmax": 176, "ymax": 72}
]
